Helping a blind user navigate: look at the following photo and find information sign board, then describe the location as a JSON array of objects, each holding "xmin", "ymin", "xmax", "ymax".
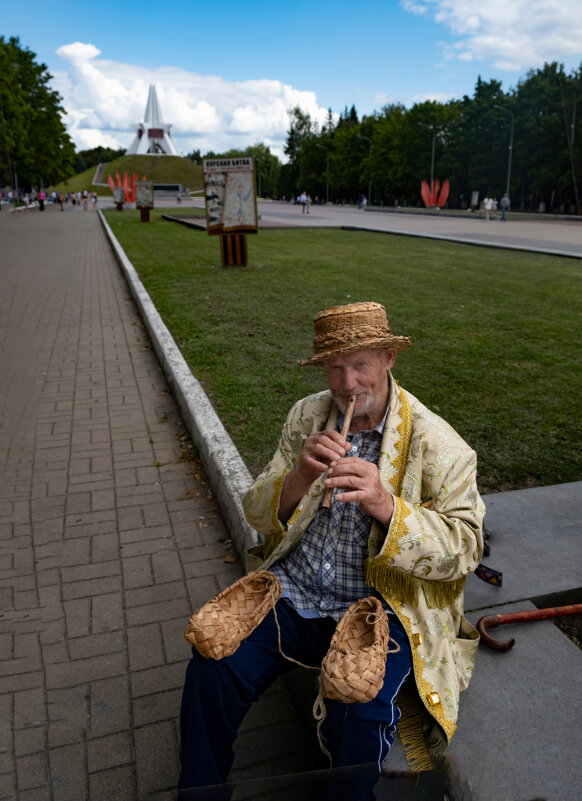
[
  {"xmin": 202, "ymin": 157, "xmax": 258, "ymax": 235},
  {"xmin": 136, "ymin": 181, "xmax": 154, "ymax": 209}
]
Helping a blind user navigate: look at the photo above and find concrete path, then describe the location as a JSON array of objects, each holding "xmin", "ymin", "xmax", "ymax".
[
  {"xmin": 253, "ymin": 200, "xmax": 582, "ymax": 258},
  {"xmin": 1, "ymin": 200, "xmax": 580, "ymax": 801},
  {"xmin": 0, "ymin": 204, "xmax": 309, "ymax": 801}
]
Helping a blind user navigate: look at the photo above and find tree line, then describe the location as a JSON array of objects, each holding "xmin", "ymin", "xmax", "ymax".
[
  {"xmin": 0, "ymin": 36, "xmax": 75, "ymax": 191},
  {"xmin": 276, "ymin": 63, "xmax": 581, "ymax": 212},
  {"xmin": 2, "ymin": 34, "xmax": 580, "ymax": 213},
  {"xmin": 194, "ymin": 63, "xmax": 581, "ymax": 214}
]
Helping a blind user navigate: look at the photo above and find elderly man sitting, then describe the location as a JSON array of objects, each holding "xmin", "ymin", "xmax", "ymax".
[{"xmin": 179, "ymin": 301, "xmax": 485, "ymax": 800}]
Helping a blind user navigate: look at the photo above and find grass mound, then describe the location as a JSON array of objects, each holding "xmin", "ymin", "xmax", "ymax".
[{"xmin": 52, "ymin": 155, "xmax": 203, "ymax": 196}]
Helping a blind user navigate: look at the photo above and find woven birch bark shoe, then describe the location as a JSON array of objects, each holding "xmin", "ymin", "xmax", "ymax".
[
  {"xmin": 184, "ymin": 570, "xmax": 282, "ymax": 660},
  {"xmin": 320, "ymin": 597, "xmax": 390, "ymax": 703}
]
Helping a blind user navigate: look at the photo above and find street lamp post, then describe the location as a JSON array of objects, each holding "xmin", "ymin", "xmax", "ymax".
[
  {"xmin": 418, "ymin": 122, "xmax": 435, "ymax": 193},
  {"xmin": 493, "ymin": 104, "xmax": 514, "ymax": 198},
  {"xmin": 356, "ymin": 134, "xmax": 372, "ymax": 204},
  {"xmin": 316, "ymin": 144, "xmax": 330, "ymax": 204}
]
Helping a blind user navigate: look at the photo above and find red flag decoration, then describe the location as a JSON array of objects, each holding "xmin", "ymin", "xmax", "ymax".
[
  {"xmin": 421, "ymin": 179, "xmax": 450, "ymax": 208},
  {"xmin": 421, "ymin": 180, "xmax": 435, "ymax": 207},
  {"xmin": 107, "ymin": 170, "xmax": 146, "ymax": 200},
  {"xmin": 437, "ymin": 180, "xmax": 450, "ymax": 207}
]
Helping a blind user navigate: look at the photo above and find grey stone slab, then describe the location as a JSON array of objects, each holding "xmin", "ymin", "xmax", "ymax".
[
  {"xmin": 465, "ymin": 482, "xmax": 582, "ymax": 611},
  {"xmin": 446, "ymin": 601, "xmax": 582, "ymax": 801}
]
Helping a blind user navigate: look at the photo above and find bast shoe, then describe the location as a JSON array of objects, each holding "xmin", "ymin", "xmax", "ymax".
[
  {"xmin": 184, "ymin": 570, "xmax": 282, "ymax": 660},
  {"xmin": 320, "ymin": 597, "xmax": 392, "ymax": 703}
]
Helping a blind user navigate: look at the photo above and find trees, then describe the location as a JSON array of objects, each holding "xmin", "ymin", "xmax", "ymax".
[
  {"xmin": 245, "ymin": 142, "xmax": 281, "ymax": 198},
  {"xmin": 279, "ymin": 62, "xmax": 581, "ymax": 212},
  {"xmin": 198, "ymin": 143, "xmax": 282, "ymax": 199},
  {"xmin": 0, "ymin": 36, "xmax": 75, "ymax": 191},
  {"xmin": 75, "ymin": 146, "xmax": 126, "ymax": 173},
  {"xmin": 512, "ymin": 62, "xmax": 579, "ymax": 211}
]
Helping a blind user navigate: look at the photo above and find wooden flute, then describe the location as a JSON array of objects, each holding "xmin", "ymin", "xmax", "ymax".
[{"xmin": 321, "ymin": 394, "xmax": 357, "ymax": 509}]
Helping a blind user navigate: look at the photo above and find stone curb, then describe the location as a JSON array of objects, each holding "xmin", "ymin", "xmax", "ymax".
[
  {"xmin": 98, "ymin": 210, "xmax": 259, "ymax": 558},
  {"xmin": 341, "ymin": 225, "xmax": 582, "ymax": 259}
]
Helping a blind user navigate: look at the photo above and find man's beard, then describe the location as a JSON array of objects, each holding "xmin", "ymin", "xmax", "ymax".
[{"xmin": 334, "ymin": 392, "xmax": 373, "ymax": 418}]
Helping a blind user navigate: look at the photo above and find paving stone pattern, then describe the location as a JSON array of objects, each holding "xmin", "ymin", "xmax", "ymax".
[{"xmin": 0, "ymin": 207, "xmax": 310, "ymax": 800}]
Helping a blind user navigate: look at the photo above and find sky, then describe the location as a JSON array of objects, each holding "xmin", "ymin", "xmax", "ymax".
[{"xmin": 3, "ymin": 0, "xmax": 582, "ymax": 160}]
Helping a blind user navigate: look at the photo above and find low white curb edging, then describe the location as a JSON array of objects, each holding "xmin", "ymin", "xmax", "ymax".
[{"xmin": 98, "ymin": 210, "xmax": 260, "ymax": 557}]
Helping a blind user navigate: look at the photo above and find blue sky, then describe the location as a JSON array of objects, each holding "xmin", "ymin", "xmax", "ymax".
[{"xmin": 3, "ymin": 0, "xmax": 582, "ymax": 158}]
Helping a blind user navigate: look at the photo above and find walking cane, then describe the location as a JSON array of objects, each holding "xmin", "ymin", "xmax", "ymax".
[{"xmin": 477, "ymin": 603, "xmax": 582, "ymax": 651}]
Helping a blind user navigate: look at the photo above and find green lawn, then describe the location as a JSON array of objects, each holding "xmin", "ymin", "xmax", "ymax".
[{"xmin": 104, "ymin": 208, "xmax": 582, "ymax": 493}]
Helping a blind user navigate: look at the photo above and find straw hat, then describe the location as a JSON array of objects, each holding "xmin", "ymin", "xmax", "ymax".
[{"xmin": 298, "ymin": 301, "xmax": 411, "ymax": 366}]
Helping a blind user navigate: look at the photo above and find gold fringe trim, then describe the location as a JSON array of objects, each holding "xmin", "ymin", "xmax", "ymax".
[
  {"xmin": 378, "ymin": 494, "xmax": 408, "ymax": 563},
  {"xmin": 365, "ymin": 560, "xmax": 467, "ymax": 610},
  {"xmin": 395, "ymin": 684, "xmax": 435, "ymax": 772},
  {"xmin": 392, "ymin": 383, "xmax": 412, "ymax": 496},
  {"xmin": 390, "ymin": 601, "xmax": 457, "ymax": 744}
]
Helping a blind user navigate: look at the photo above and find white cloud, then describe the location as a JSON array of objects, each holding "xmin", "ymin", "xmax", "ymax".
[
  {"xmin": 400, "ymin": 0, "xmax": 428, "ymax": 16},
  {"xmin": 52, "ymin": 42, "xmax": 330, "ymax": 158},
  {"xmin": 401, "ymin": 0, "xmax": 582, "ymax": 71}
]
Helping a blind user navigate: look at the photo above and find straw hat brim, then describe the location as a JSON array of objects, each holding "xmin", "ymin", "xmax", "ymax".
[{"xmin": 298, "ymin": 335, "xmax": 411, "ymax": 366}]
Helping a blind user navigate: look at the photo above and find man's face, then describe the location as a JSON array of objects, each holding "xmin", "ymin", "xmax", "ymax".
[{"xmin": 324, "ymin": 349, "xmax": 396, "ymax": 421}]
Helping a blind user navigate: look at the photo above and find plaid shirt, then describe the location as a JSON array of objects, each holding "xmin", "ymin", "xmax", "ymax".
[{"xmin": 270, "ymin": 412, "xmax": 391, "ymax": 622}]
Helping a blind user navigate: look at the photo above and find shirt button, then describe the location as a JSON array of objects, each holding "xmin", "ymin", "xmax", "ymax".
[{"xmin": 323, "ymin": 562, "xmax": 331, "ymax": 570}]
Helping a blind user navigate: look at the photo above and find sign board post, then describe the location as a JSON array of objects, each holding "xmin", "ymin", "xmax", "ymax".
[
  {"xmin": 136, "ymin": 180, "xmax": 154, "ymax": 222},
  {"xmin": 113, "ymin": 186, "xmax": 125, "ymax": 211},
  {"xmin": 202, "ymin": 157, "xmax": 258, "ymax": 266}
]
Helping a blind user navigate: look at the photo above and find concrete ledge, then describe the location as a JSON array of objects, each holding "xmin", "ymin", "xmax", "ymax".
[
  {"xmin": 464, "ymin": 482, "xmax": 582, "ymax": 611},
  {"xmin": 341, "ymin": 225, "xmax": 582, "ymax": 259},
  {"xmin": 10, "ymin": 202, "xmax": 39, "ymax": 213},
  {"xmin": 98, "ymin": 210, "xmax": 260, "ymax": 558},
  {"xmin": 456, "ymin": 602, "xmax": 582, "ymax": 801}
]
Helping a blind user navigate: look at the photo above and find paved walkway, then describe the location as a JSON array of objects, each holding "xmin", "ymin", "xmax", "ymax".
[
  {"xmin": 253, "ymin": 200, "xmax": 582, "ymax": 258},
  {"xmin": 1, "ymin": 201, "xmax": 580, "ymax": 801},
  {"xmin": 0, "ymin": 205, "xmax": 309, "ymax": 801}
]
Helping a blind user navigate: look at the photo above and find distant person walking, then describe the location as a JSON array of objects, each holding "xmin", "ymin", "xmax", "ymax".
[
  {"xmin": 482, "ymin": 196, "xmax": 492, "ymax": 221},
  {"xmin": 300, "ymin": 190, "xmax": 309, "ymax": 213},
  {"xmin": 500, "ymin": 193, "xmax": 510, "ymax": 221},
  {"xmin": 38, "ymin": 190, "xmax": 46, "ymax": 211}
]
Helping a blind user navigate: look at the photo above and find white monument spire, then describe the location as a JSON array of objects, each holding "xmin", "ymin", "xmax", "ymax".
[{"xmin": 126, "ymin": 84, "xmax": 179, "ymax": 156}]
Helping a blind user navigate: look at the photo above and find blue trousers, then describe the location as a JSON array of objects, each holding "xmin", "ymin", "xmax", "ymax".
[{"xmin": 178, "ymin": 600, "xmax": 412, "ymax": 800}]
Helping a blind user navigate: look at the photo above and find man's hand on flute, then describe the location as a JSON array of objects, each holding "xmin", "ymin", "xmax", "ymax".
[
  {"xmin": 323, "ymin": 457, "xmax": 394, "ymax": 527},
  {"xmin": 278, "ymin": 429, "xmax": 351, "ymax": 524}
]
